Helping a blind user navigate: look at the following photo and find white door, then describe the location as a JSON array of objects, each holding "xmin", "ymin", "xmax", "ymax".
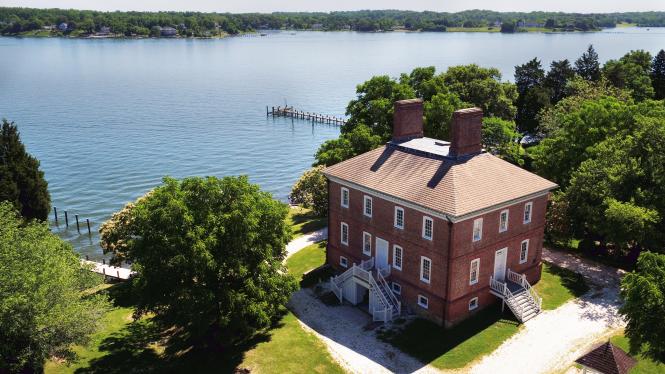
[
  {"xmin": 375, "ymin": 237, "xmax": 389, "ymax": 270},
  {"xmin": 494, "ymin": 247, "xmax": 508, "ymax": 282}
]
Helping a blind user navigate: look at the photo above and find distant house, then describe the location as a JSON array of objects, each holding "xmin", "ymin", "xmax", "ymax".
[
  {"xmin": 97, "ymin": 26, "xmax": 111, "ymax": 35},
  {"xmin": 160, "ymin": 27, "xmax": 177, "ymax": 37},
  {"xmin": 311, "ymin": 23, "xmax": 323, "ymax": 30},
  {"xmin": 57, "ymin": 22, "xmax": 68, "ymax": 32},
  {"xmin": 325, "ymin": 100, "xmax": 557, "ymax": 326},
  {"xmin": 42, "ymin": 25, "xmax": 55, "ymax": 31},
  {"xmin": 341, "ymin": 24, "xmax": 351, "ymax": 30},
  {"xmin": 493, "ymin": 21, "xmax": 502, "ymax": 28}
]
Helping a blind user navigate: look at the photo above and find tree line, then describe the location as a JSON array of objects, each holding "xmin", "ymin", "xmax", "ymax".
[{"xmin": 2, "ymin": 7, "xmax": 665, "ymax": 36}]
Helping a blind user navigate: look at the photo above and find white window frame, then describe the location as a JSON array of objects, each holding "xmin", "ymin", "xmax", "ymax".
[
  {"xmin": 420, "ymin": 256, "xmax": 432, "ymax": 284},
  {"xmin": 473, "ymin": 218, "xmax": 483, "ymax": 242},
  {"xmin": 499, "ymin": 209, "xmax": 509, "ymax": 233},
  {"xmin": 524, "ymin": 202, "xmax": 533, "ymax": 224},
  {"xmin": 394, "ymin": 206, "xmax": 405, "ymax": 229},
  {"xmin": 362, "ymin": 231, "xmax": 372, "ymax": 256},
  {"xmin": 340, "ymin": 256, "xmax": 348, "ymax": 268},
  {"xmin": 469, "ymin": 297, "xmax": 479, "ymax": 311},
  {"xmin": 422, "ymin": 216, "xmax": 433, "ymax": 240},
  {"xmin": 520, "ymin": 239, "xmax": 529, "ymax": 264},
  {"xmin": 341, "ymin": 187, "xmax": 349, "ymax": 208},
  {"xmin": 393, "ymin": 245, "xmax": 403, "ymax": 271},
  {"xmin": 417, "ymin": 295, "xmax": 429, "ymax": 309},
  {"xmin": 469, "ymin": 258, "xmax": 480, "ymax": 285},
  {"xmin": 340, "ymin": 222, "xmax": 349, "ymax": 246},
  {"xmin": 391, "ymin": 282, "xmax": 402, "ymax": 295},
  {"xmin": 363, "ymin": 195, "xmax": 373, "ymax": 218}
]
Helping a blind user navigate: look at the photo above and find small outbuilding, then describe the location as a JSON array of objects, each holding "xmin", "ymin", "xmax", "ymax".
[{"xmin": 575, "ymin": 341, "xmax": 637, "ymax": 374}]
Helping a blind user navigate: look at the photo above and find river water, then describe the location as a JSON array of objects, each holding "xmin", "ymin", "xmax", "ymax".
[{"xmin": 0, "ymin": 27, "xmax": 663, "ymax": 258}]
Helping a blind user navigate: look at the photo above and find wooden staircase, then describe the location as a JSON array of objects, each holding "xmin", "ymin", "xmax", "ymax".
[{"xmin": 489, "ymin": 269, "xmax": 542, "ymax": 323}]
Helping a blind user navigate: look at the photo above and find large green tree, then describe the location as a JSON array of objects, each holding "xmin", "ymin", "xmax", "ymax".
[
  {"xmin": 0, "ymin": 120, "xmax": 50, "ymax": 221},
  {"xmin": 603, "ymin": 50, "xmax": 654, "ymax": 101},
  {"xmin": 545, "ymin": 59, "xmax": 576, "ymax": 104},
  {"xmin": 574, "ymin": 45, "xmax": 601, "ymax": 82},
  {"xmin": 0, "ymin": 202, "xmax": 108, "ymax": 373},
  {"xmin": 289, "ymin": 166, "xmax": 328, "ymax": 216},
  {"xmin": 99, "ymin": 176, "xmax": 297, "ymax": 345},
  {"xmin": 620, "ymin": 252, "xmax": 665, "ymax": 364},
  {"xmin": 652, "ymin": 49, "xmax": 665, "ymax": 100},
  {"xmin": 515, "ymin": 58, "xmax": 550, "ymax": 133}
]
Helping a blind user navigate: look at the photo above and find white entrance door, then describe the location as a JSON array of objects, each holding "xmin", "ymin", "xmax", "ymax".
[
  {"xmin": 494, "ymin": 247, "xmax": 508, "ymax": 282},
  {"xmin": 375, "ymin": 237, "xmax": 389, "ymax": 270}
]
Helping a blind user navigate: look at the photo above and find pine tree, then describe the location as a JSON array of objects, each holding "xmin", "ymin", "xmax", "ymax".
[
  {"xmin": 652, "ymin": 49, "xmax": 665, "ymax": 100},
  {"xmin": 0, "ymin": 120, "xmax": 50, "ymax": 221},
  {"xmin": 545, "ymin": 59, "xmax": 576, "ymax": 104},
  {"xmin": 515, "ymin": 58, "xmax": 550, "ymax": 134},
  {"xmin": 575, "ymin": 45, "xmax": 601, "ymax": 81}
]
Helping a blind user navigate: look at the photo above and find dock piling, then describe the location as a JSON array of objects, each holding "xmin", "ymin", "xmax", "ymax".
[
  {"xmin": 64, "ymin": 211, "xmax": 69, "ymax": 227},
  {"xmin": 75, "ymin": 214, "xmax": 80, "ymax": 233},
  {"xmin": 53, "ymin": 207, "xmax": 58, "ymax": 222},
  {"xmin": 86, "ymin": 219, "xmax": 91, "ymax": 235}
]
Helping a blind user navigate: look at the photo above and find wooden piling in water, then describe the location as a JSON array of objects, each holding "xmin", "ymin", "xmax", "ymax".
[
  {"xmin": 64, "ymin": 211, "xmax": 69, "ymax": 227},
  {"xmin": 75, "ymin": 214, "xmax": 80, "ymax": 232},
  {"xmin": 86, "ymin": 219, "xmax": 91, "ymax": 235},
  {"xmin": 53, "ymin": 207, "xmax": 58, "ymax": 222}
]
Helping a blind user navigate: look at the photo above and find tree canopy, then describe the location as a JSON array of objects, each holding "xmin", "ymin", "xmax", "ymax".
[
  {"xmin": 99, "ymin": 176, "xmax": 297, "ymax": 345},
  {"xmin": 289, "ymin": 166, "xmax": 328, "ymax": 216},
  {"xmin": 0, "ymin": 202, "xmax": 108, "ymax": 373},
  {"xmin": 0, "ymin": 119, "xmax": 50, "ymax": 221}
]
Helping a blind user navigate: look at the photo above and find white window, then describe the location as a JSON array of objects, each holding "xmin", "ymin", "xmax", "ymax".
[
  {"xmin": 394, "ymin": 206, "xmax": 405, "ymax": 229},
  {"xmin": 524, "ymin": 202, "xmax": 533, "ymax": 224},
  {"xmin": 364, "ymin": 195, "xmax": 373, "ymax": 218},
  {"xmin": 420, "ymin": 256, "xmax": 431, "ymax": 284},
  {"xmin": 469, "ymin": 297, "xmax": 479, "ymax": 311},
  {"xmin": 499, "ymin": 209, "xmax": 509, "ymax": 233},
  {"xmin": 520, "ymin": 239, "xmax": 529, "ymax": 264},
  {"xmin": 341, "ymin": 187, "xmax": 349, "ymax": 208},
  {"xmin": 473, "ymin": 218, "xmax": 483, "ymax": 242},
  {"xmin": 422, "ymin": 216, "xmax": 433, "ymax": 240},
  {"xmin": 392, "ymin": 282, "xmax": 402, "ymax": 295},
  {"xmin": 340, "ymin": 256, "xmax": 348, "ymax": 268},
  {"xmin": 469, "ymin": 258, "xmax": 480, "ymax": 285},
  {"xmin": 418, "ymin": 295, "xmax": 429, "ymax": 309},
  {"xmin": 363, "ymin": 232, "xmax": 372, "ymax": 255},
  {"xmin": 393, "ymin": 245, "xmax": 403, "ymax": 270},
  {"xmin": 340, "ymin": 222, "xmax": 349, "ymax": 246}
]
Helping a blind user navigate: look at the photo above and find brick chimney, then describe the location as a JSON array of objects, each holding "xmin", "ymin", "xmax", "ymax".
[
  {"xmin": 392, "ymin": 99, "xmax": 424, "ymax": 142},
  {"xmin": 449, "ymin": 107, "xmax": 483, "ymax": 157}
]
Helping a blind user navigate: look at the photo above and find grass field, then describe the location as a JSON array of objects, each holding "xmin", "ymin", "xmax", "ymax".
[
  {"xmin": 286, "ymin": 240, "xmax": 327, "ymax": 280},
  {"xmin": 287, "ymin": 206, "xmax": 326, "ymax": 238},
  {"xmin": 535, "ymin": 262, "xmax": 590, "ymax": 310}
]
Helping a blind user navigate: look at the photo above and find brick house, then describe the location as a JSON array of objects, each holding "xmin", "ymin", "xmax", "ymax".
[{"xmin": 323, "ymin": 99, "xmax": 557, "ymax": 327}]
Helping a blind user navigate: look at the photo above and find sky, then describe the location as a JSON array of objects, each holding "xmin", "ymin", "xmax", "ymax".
[{"xmin": 1, "ymin": 0, "xmax": 664, "ymax": 13}]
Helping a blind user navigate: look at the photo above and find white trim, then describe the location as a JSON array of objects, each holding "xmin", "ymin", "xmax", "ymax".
[
  {"xmin": 340, "ymin": 222, "xmax": 349, "ymax": 246},
  {"xmin": 340, "ymin": 256, "xmax": 348, "ymax": 268},
  {"xmin": 341, "ymin": 187, "xmax": 349, "ymax": 208},
  {"xmin": 417, "ymin": 294, "xmax": 429, "ymax": 309},
  {"xmin": 363, "ymin": 195, "xmax": 373, "ymax": 218},
  {"xmin": 394, "ymin": 206, "xmax": 405, "ymax": 229},
  {"xmin": 469, "ymin": 258, "xmax": 480, "ymax": 285},
  {"xmin": 422, "ymin": 216, "xmax": 433, "ymax": 240},
  {"xmin": 420, "ymin": 256, "xmax": 431, "ymax": 284},
  {"xmin": 391, "ymin": 282, "xmax": 402, "ymax": 295},
  {"xmin": 520, "ymin": 239, "xmax": 529, "ymax": 264},
  {"xmin": 326, "ymin": 175, "xmax": 554, "ymax": 223},
  {"xmin": 473, "ymin": 218, "xmax": 483, "ymax": 242},
  {"xmin": 523, "ymin": 201, "xmax": 533, "ymax": 224},
  {"xmin": 362, "ymin": 231, "xmax": 372, "ymax": 255},
  {"xmin": 499, "ymin": 209, "xmax": 509, "ymax": 233},
  {"xmin": 469, "ymin": 297, "xmax": 479, "ymax": 311},
  {"xmin": 392, "ymin": 245, "xmax": 403, "ymax": 271}
]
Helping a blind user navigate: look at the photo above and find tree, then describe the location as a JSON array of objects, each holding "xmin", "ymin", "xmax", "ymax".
[
  {"xmin": 651, "ymin": 49, "xmax": 665, "ymax": 99},
  {"xmin": 100, "ymin": 176, "xmax": 297, "ymax": 345},
  {"xmin": 603, "ymin": 50, "xmax": 654, "ymax": 101},
  {"xmin": 0, "ymin": 120, "xmax": 50, "ymax": 221},
  {"xmin": 314, "ymin": 124, "xmax": 383, "ymax": 166},
  {"xmin": 500, "ymin": 20, "xmax": 517, "ymax": 33},
  {"xmin": 423, "ymin": 92, "xmax": 469, "ymax": 141},
  {"xmin": 289, "ymin": 166, "xmax": 328, "ymax": 216},
  {"xmin": 0, "ymin": 202, "xmax": 108, "ymax": 373},
  {"xmin": 575, "ymin": 45, "xmax": 601, "ymax": 82},
  {"xmin": 481, "ymin": 117, "xmax": 524, "ymax": 165},
  {"xmin": 619, "ymin": 252, "xmax": 665, "ymax": 364},
  {"xmin": 515, "ymin": 58, "xmax": 550, "ymax": 133},
  {"xmin": 545, "ymin": 59, "xmax": 576, "ymax": 104}
]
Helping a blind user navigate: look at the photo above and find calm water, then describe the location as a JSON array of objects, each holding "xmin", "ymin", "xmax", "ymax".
[{"xmin": 1, "ymin": 28, "xmax": 663, "ymax": 258}]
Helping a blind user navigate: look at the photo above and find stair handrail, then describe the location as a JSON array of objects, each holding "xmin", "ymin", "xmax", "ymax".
[
  {"xmin": 368, "ymin": 272, "xmax": 391, "ymax": 311},
  {"xmin": 329, "ymin": 276, "xmax": 343, "ymax": 302},
  {"xmin": 504, "ymin": 286, "xmax": 524, "ymax": 320},
  {"xmin": 376, "ymin": 267, "xmax": 401, "ymax": 315},
  {"xmin": 521, "ymin": 273, "xmax": 543, "ymax": 311},
  {"xmin": 490, "ymin": 276, "xmax": 506, "ymax": 295},
  {"xmin": 361, "ymin": 257, "xmax": 374, "ymax": 271}
]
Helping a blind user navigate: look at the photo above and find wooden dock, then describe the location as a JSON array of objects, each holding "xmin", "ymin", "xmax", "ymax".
[
  {"xmin": 81, "ymin": 259, "xmax": 135, "ymax": 280},
  {"xmin": 268, "ymin": 106, "xmax": 347, "ymax": 125}
]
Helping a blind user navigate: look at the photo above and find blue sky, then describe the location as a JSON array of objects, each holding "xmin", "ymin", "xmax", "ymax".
[{"xmin": 1, "ymin": 0, "xmax": 664, "ymax": 13}]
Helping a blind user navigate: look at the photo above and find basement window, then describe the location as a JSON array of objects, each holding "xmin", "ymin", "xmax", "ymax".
[
  {"xmin": 340, "ymin": 256, "xmax": 348, "ymax": 268},
  {"xmin": 418, "ymin": 295, "xmax": 429, "ymax": 309},
  {"xmin": 392, "ymin": 282, "xmax": 402, "ymax": 295},
  {"xmin": 469, "ymin": 297, "xmax": 479, "ymax": 311}
]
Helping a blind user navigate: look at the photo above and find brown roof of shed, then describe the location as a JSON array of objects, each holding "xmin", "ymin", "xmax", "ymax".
[
  {"xmin": 575, "ymin": 342, "xmax": 637, "ymax": 374},
  {"xmin": 323, "ymin": 143, "xmax": 557, "ymax": 219}
]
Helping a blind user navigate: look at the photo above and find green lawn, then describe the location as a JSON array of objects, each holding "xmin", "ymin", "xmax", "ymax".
[
  {"xmin": 287, "ymin": 206, "xmax": 326, "ymax": 238},
  {"xmin": 286, "ymin": 241, "xmax": 327, "ymax": 281},
  {"xmin": 610, "ymin": 333, "xmax": 665, "ymax": 374},
  {"xmin": 377, "ymin": 306, "xmax": 521, "ymax": 369},
  {"xmin": 535, "ymin": 262, "xmax": 590, "ymax": 310}
]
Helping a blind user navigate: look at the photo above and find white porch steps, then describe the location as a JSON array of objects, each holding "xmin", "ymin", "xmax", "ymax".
[
  {"xmin": 329, "ymin": 257, "xmax": 401, "ymax": 323},
  {"xmin": 490, "ymin": 268, "xmax": 543, "ymax": 323}
]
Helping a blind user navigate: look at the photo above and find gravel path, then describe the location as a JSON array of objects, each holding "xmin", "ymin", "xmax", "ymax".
[
  {"xmin": 285, "ymin": 227, "xmax": 327, "ymax": 259},
  {"xmin": 468, "ymin": 248, "xmax": 626, "ymax": 374}
]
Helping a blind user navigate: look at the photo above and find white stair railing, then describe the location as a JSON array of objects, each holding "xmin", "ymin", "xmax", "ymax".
[
  {"xmin": 368, "ymin": 273, "xmax": 392, "ymax": 321},
  {"xmin": 507, "ymin": 269, "xmax": 542, "ymax": 311},
  {"xmin": 376, "ymin": 267, "xmax": 401, "ymax": 316}
]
